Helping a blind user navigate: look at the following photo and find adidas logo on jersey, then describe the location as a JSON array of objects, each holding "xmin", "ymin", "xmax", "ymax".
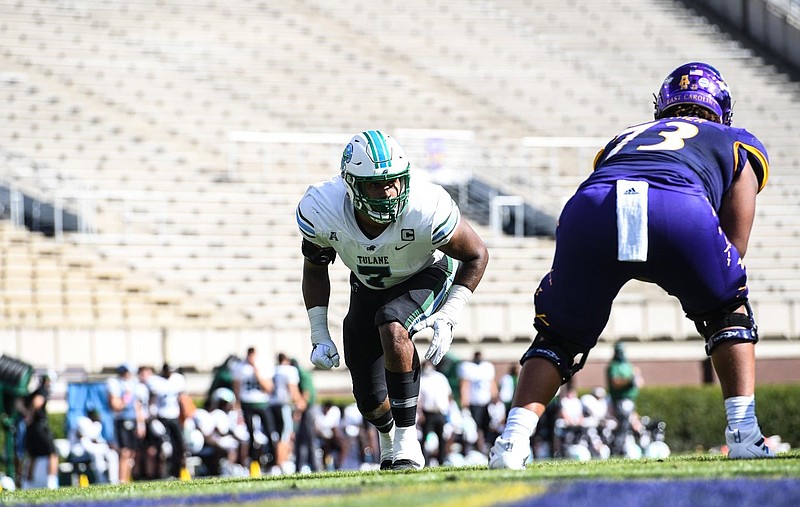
[{"xmin": 623, "ymin": 187, "xmax": 639, "ymax": 195}]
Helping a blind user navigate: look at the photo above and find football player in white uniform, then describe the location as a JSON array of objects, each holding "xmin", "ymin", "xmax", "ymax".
[{"xmin": 296, "ymin": 130, "xmax": 488, "ymax": 470}]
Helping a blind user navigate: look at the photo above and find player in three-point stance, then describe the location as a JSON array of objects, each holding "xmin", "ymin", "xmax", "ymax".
[{"xmin": 490, "ymin": 62, "xmax": 776, "ymax": 469}]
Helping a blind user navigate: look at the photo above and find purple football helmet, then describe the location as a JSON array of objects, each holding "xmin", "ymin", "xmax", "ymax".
[{"xmin": 654, "ymin": 62, "xmax": 733, "ymax": 125}]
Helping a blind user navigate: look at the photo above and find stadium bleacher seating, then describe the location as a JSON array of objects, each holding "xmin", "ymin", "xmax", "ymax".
[{"xmin": 1, "ymin": 0, "xmax": 798, "ymax": 376}]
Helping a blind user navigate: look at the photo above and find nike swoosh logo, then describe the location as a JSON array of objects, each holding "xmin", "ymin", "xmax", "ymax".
[
  {"xmin": 394, "ymin": 243, "xmax": 412, "ymax": 251},
  {"xmin": 390, "ymin": 397, "xmax": 418, "ymax": 408}
]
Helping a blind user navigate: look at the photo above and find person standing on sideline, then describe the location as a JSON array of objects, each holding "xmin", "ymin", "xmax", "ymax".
[
  {"xmin": 145, "ymin": 364, "xmax": 188, "ymax": 479},
  {"xmin": 232, "ymin": 347, "xmax": 277, "ymax": 475},
  {"xmin": 498, "ymin": 364, "xmax": 519, "ymax": 415},
  {"xmin": 458, "ymin": 351, "xmax": 498, "ymax": 455},
  {"xmin": 417, "ymin": 360, "xmax": 453, "ymax": 466},
  {"xmin": 606, "ymin": 342, "xmax": 643, "ymax": 455},
  {"xmin": 296, "ymin": 130, "xmax": 488, "ymax": 470},
  {"xmin": 107, "ymin": 363, "xmax": 146, "ymax": 483},
  {"xmin": 17, "ymin": 371, "xmax": 59, "ymax": 489},
  {"xmin": 314, "ymin": 401, "xmax": 347, "ymax": 470},
  {"xmin": 270, "ymin": 353, "xmax": 306, "ymax": 474},
  {"xmin": 291, "ymin": 357, "xmax": 319, "ymax": 473},
  {"xmin": 133, "ymin": 366, "xmax": 157, "ymax": 481},
  {"xmin": 490, "ymin": 62, "xmax": 774, "ymax": 469}
]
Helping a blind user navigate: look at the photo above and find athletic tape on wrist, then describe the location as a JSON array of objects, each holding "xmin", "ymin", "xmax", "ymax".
[
  {"xmin": 442, "ymin": 284, "xmax": 472, "ymax": 315},
  {"xmin": 307, "ymin": 306, "xmax": 331, "ymax": 344}
]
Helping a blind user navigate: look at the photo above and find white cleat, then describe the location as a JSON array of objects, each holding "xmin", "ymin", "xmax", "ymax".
[
  {"xmin": 488, "ymin": 436, "xmax": 530, "ymax": 470},
  {"xmin": 726, "ymin": 426, "xmax": 775, "ymax": 459}
]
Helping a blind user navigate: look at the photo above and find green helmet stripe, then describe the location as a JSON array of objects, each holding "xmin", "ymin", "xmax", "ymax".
[{"xmin": 363, "ymin": 130, "xmax": 392, "ymax": 169}]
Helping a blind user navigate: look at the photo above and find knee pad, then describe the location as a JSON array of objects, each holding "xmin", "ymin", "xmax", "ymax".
[
  {"xmin": 355, "ymin": 392, "xmax": 387, "ymax": 416},
  {"xmin": 519, "ymin": 331, "xmax": 591, "ymax": 385},
  {"xmin": 689, "ymin": 300, "xmax": 759, "ymax": 356}
]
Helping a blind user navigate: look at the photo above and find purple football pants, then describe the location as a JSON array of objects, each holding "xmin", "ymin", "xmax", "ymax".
[{"xmin": 534, "ymin": 182, "xmax": 749, "ymax": 349}]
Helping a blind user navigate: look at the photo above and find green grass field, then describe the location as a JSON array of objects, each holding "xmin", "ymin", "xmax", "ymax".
[{"xmin": 2, "ymin": 451, "xmax": 799, "ymax": 506}]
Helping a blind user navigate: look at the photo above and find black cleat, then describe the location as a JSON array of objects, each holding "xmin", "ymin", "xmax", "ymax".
[{"xmin": 391, "ymin": 459, "xmax": 423, "ymax": 471}]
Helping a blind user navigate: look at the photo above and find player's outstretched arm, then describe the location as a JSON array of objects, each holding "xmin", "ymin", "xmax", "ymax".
[
  {"xmin": 439, "ymin": 218, "xmax": 489, "ymax": 291},
  {"xmin": 411, "ymin": 219, "xmax": 489, "ymax": 364}
]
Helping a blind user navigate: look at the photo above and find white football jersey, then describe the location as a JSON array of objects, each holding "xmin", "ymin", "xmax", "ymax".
[
  {"xmin": 234, "ymin": 362, "xmax": 275, "ymax": 405},
  {"xmin": 296, "ymin": 176, "xmax": 460, "ymax": 289},
  {"xmin": 458, "ymin": 360, "xmax": 496, "ymax": 406}
]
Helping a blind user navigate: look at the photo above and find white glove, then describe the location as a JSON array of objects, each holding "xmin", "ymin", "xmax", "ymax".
[
  {"xmin": 307, "ymin": 306, "xmax": 340, "ymax": 369},
  {"xmin": 409, "ymin": 285, "xmax": 472, "ymax": 365}
]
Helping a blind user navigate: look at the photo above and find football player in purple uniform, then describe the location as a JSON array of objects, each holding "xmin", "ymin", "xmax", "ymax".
[{"xmin": 490, "ymin": 62, "xmax": 774, "ymax": 469}]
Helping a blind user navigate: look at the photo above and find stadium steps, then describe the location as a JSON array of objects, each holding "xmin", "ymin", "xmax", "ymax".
[{"xmin": 0, "ymin": 0, "xmax": 799, "ymax": 373}]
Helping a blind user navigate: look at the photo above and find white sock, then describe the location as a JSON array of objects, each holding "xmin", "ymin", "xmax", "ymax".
[
  {"xmin": 47, "ymin": 474, "xmax": 58, "ymax": 489},
  {"xmin": 379, "ymin": 425, "xmax": 395, "ymax": 462},
  {"xmin": 724, "ymin": 395, "xmax": 756, "ymax": 431},
  {"xmin": 394, "ymin": 425, "xmax": 417, "ymax": 444},
  {"xmin": 502, "ymin": 407, "xmax": 539, "ymax": 441},
  {"xmin": 392, "ymin": 425, "xmax": 422, "ymax": 462}
]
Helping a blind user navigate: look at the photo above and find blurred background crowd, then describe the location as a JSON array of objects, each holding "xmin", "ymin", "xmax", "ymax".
[{"xmin": 3, "ymin": 342, "xmax": 676, "ymax": 489}]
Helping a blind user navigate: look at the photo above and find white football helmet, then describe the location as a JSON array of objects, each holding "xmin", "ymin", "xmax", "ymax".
[{"xmin": 340, "ymin": 130, "xmax": 411, "ymax": 224}]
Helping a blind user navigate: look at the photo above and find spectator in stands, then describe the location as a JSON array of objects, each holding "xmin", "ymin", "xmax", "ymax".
[
  {"xmin": 417, "ymin": 360, "xmax": 453, "ymax": 466},
  {"xmin": 17, "ymin": 371, "xmax": 59, "ymax": 489},
  {"xmin": 106, "ymin": 362, "xmax": 145, "ymax": 483},
  {"xmin": 297, "ymin": 130, "xmax": 488, "ymax": 470},
  {"xmin": 291, "ymin": 358, "xmax": 319, "ymax": 473},
  {"xmin": 232, "ymin": 346, "xmax": 276, "ymax": 475},
  {"xmin": 458, "ymin": 351, "xmax": 498, "ymax": 455},
  {"xmin": 490, "ymin": 62, "xmax": 775, "ymax": 469},
  {"xmin": 606, "ymin": 342, "xmax": 643, "ymax": 455},
  {"xmin": 270, "ymin": 352, "xmax": 305, "ymax": 474}
]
